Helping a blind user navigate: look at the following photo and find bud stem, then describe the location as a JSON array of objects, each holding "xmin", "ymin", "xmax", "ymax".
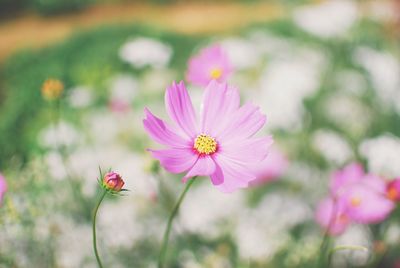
[
  {"xmin": 158, "ymin": 177, "xmax": 197, "ymax": 268},
  {"xmin": 92, "ymin": 189, "xmax": 107, "ymax": 268}
]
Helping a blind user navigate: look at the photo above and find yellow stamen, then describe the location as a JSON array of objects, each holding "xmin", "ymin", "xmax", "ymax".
[
  {"xmin": 350, "ymin": 196, "xmax": 362, "ymax": 207},
  {"xmin": 210, "ymin": 68, "xmax": 222, "ymax": 79},
  {"xmin": 194, "ymin": 134, "xmax": 217, "ymax": 155}
]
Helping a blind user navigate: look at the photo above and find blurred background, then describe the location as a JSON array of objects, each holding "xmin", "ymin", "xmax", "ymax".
[{"xmin": 0, "ymin": 0, "xmax": 400, "ymax": 267}]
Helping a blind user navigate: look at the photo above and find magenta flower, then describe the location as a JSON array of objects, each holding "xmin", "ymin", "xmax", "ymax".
[
  {"xmin": 315, "ymin": 197, "xmax": 349, "ymax": 235},
  {"xmin": 249, "ymin": 147, "xmax": 288, "ymax": 186},
  {"xmin": 387, "ymin": 178, "xmax": 400, "ymax": 202},
  {"xmin": 0, "ymin": 173, "xmax": 7, "ymax": 205},
  {"xmin": 143, "ymin": 80, "xmax": 273, "ymax": 192},
  {"xmin": 186, "ymin": 44, "xmax": 233, "ymax": 87}
]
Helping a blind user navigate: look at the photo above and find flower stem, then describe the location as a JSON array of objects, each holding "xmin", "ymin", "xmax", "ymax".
[
  {"xmin": 158, "ymin": 177, "xmax": 197, "ymax": 268},
  {"xmin": 92, "ymin": 190, "xmax": 107, "ymax": 268}
]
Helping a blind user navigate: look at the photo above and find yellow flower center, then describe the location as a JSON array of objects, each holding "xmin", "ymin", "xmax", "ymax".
[
  {"xmin": 210, "ymin": 68, "xmax": 222, "ymax": 79},
  {"xmin": 387, "ymin": 187, "xmax": 398, "ymax": 201},
  {"xmin": 350, "ymin": 196, "xmax": 362, "ymax": 207},
  {"xmin": 194, "ymin": 134, "xmax": 217, "ymax": 155}
]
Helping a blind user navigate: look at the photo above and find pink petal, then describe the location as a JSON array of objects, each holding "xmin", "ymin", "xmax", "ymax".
[
  {"xmin": 182, "ymin": 156, "xmax": 216, "ymax": 182},
  {"xmin": 315, "ymin": 197, "xmax": 350, "ymax": 236},
  {"xmin": 249, "ymin": 146, "xmax": 288, "ymax": 186},
  {"xmin": 216, "ymin": 103, "xmax": 266, "ymax": 142},
  {"xmin": 212, "ymin": 154, "xmax": 256, "ymax": 193},
  {"xmin": 143, "ymin": 108, "xmax": 190, "ymax": 148},
  {"xmin": 200, "ymin": 81, "xmax": 240, "ymax": 135},
  {"xmin": 165, "ymin": 81, "xmax": 197, "ymax": 138},
  {"xmin": 330, "ymin": 163, "xmax": 364, "ymax": 196},
  {"xmin": 219, "ymin": 136, "xmax": 273, "ymax": 164},
  {"xmin": 149, "ymin": 148, "xmax": 197, "ymax": 174}
]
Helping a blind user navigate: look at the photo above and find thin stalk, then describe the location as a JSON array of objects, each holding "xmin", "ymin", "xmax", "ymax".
[
  {"xmin": 158, "ymin": 177, "xmax": 197, "ymax": 268},
  {"xmin": 92, "ymin": 190, "xmax": 107, "ymax": 268}
]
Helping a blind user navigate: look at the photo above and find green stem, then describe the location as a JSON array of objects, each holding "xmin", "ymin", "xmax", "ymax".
[
  {"xmin": 92, "ymin": 190, "xmax": 107, "ymax": 268},
  {"xmin": 330, "ymin": 245, "xmax": 368, "ymax": 254},
  {"xmin": 158, "ymin": 177, "xmax": 197, "ymax": 268}
]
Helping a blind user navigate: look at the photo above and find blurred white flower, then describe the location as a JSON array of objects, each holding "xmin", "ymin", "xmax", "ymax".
[
  {"xmin": 109, "ymin": 74, "xmax": 138, "ymax": 103},
  {"xmin": 220, "ymin": 38, "xmax": 261, "ymax": 69},
  {"xmin": 119, "ymin": 37, "xmax": 172, "ymax": 69},
  {"xmin": 359, "ymin": 134, "xmax": 400, "ymax": 178},
  {"xmin": 67, "ymin": 86, "xmax": 93, "ymax": 108},
  {"xmin": 324, "ymin": 95, "xmax": 370, "ymax": 135},
  {"xmin": 141, "ymin": 68, "xmax": 176, "ymax": 93},
  {"xmin": 385, "ymin": 223, "xmax": 400, "ymax": 246},
  {"xmin": 55, "ymin": 215, "xmax": 93, "ymax": 268},
  {"xmin": 45, "ymin": 151, "xmax": 68, "ymax": 180},
  {"xmin": 259, "ymin": 49, "xmax": 324, "ymax": 130},
  {"xmin": 179, "ymin": 183, "xmax": 244, "ymax": 238},
  {"xmin": 332, "ymin": 226, "xmax": 371, "ymax": 268},
  {"xmin": 98, "ymin": 197, "xmax": 142, "ymax": 248},
  {"xmin": 38, "ymin": 121, "xmax": 80, "ymax": 149},
  {"xmin": 293, "ymin": 0, "xmax": 358, "ymax": 38},
  {"xmin": 235, "ymin": 193, "xmax": 311, "ymax": 260},
  {"xmin": 312, "ymin": 129, "xmax": 353, "ymax": 165},
  {"xmin": 85, "ymin": 111, "xmax": 120, "ymax": 144},
  {"xmin": 353, "ymin": 47, "xmax": 400, "ymax": 105}
]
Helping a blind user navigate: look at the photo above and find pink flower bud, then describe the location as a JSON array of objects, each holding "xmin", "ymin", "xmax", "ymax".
[{"xmin": 102, "ymin": 172, "xmax": 124, "ymax": 192}]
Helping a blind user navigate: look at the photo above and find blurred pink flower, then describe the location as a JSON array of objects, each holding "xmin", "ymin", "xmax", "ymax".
[
  {"xmin": 109, "ymin": 99, "xmax": 130, "ymax": 113},
  {"xmin": 0, "ymin": 173, "xmax": 7, "ymax": 204},
  {"xmin": 315, "ymin": 197, "xmax": 350, "ymax": 235},
  {"xmin": 316, "ymin": 163, "xmax": 395, "ymax": 235},
  {"xmin": 186, "ymin": 44, "xmax": 233, "ymax": 87},
  {"xmin": 340, "ymin": 175, "xmax": 394, "ymax": 224},
  {"xmin": 143, "ymin": 80, "xmax": 273, "ymax": 192},
  {"xmin": 387, "ymin": 178, "xmax": 400, "ymax": 202},
  {"xmin": 249, "ymin": 147, "xmax": 288, "ymax": 186}
]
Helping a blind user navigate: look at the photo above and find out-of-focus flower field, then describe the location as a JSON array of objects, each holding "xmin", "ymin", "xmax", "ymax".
[{"xmin": 0, "ymin": 0, "xmax": 400, "ymax": 267}]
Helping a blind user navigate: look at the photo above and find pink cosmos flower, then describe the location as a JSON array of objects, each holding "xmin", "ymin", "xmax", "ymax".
[
  {"xmin": 340, "ymin": 176, "xmax": 395, "ymax": 224},
  {"xmin": 386, "ymin": 178, "xmax": 400, "ymax": 202},
  {"xmin": 315, "ymin": 197, "xmax": 350, "ymax": 235},
  {"xmin": 186, "ymin": 45, "xmax": 233, "ymax": 87},
  {"xmin": 249, "ymin": 147, "xmax": 288, "ymax": 186},
  {"xmin": 316, "ymin": 163, "xmax": 395, "ymax": 235},
  {"xmin": 143, "ymin": 80, "xmax": 273, "ymax": 193},
  {"xmin": 0, "ymin": 173, "xmax": 7, "ymax": 205}
]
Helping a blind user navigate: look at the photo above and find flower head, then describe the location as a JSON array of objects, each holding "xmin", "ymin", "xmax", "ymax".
[
  {"xmin": 186, "ymin": 45, "xmax": 233, "ymax": 86},
  {"xmin": 0, "ymin": 173, "xmax": 7, "ymax": 205},
  {"xmin": 316, "ymin": 163, "xmax": 395, "ymax": 235},
  {"xmin": 143, "ymin": 80, "xmax": 273, "ymax": 192},
  {"xmin": 41, "ymin": 78, "xmax": 64, "ymax": 101},
  {"xmin": 102, "ymin": 171, "xmax": 125, "ymax": 192}
]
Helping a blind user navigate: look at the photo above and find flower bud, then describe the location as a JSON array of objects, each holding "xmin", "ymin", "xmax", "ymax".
[
  {"xmin": 102, "ymin": 172, "xmax": 124, "ymax": 192},
  {"xmin": 41, "ymin": 78, "xmax": 64, "ymax": 101}
]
